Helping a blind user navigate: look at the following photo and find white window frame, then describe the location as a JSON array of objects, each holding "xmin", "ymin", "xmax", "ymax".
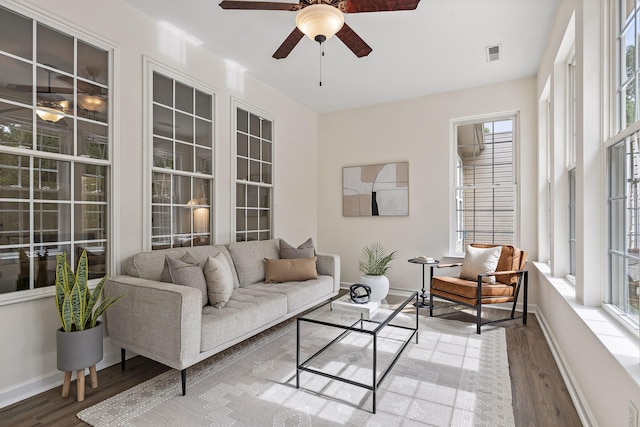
[
  {"xmin": 617, "ymin": 0, "xmax": 640, "ymax": 131},
  {"xmin": 231, "ymin": 98, "xmax": 274, "ymax": 243},
  {"xmin": 568, "ymin": 167, "xmax": 576, "ymax": 279},
  {"xmin": 449, "ymin": 111, "xmax": 519, "ymax": 256},
  {"xmin": 567, "ymin": 51, "xmax": 577, "ymax": 279},
  {"xmin": 606, "ymin": 130, "xmax": 640, "ymax": 331},
  {"xmin": 0, "ymin": 2, "xmax": 116, "ymax": 304},
  {"xmin": 142, "ymin": 58, "xmax": 216, "ymax": 251}
]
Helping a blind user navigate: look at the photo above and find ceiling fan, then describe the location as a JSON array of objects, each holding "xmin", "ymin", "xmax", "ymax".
[
  {"xmin": 219, "ymin": 0, "xmax": 421, "ymax": 59},
  {"xmin": 56, "ymin": 67, "xmax": 108, "ymax": 114}
]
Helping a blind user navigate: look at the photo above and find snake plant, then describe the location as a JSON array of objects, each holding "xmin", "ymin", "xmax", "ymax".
[
  {"xmin": 359, "ymin": 242, "xmax": 397, "ymax": 276},
  {"xmin": 54, "ymin": 250, "xmax": 122, "ymax": 332}
]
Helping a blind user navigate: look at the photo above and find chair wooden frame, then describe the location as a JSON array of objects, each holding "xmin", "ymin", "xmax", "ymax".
[{"xmin": 429, "ymin": 253, "xmax": 528, "ymax": 334}]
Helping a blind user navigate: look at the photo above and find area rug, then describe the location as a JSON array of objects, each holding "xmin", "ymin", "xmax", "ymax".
[{"xmin": 78, "ymin": 314, "xmax": 514, "ymax": 426}]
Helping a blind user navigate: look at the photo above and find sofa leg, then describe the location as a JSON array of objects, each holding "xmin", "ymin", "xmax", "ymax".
[
  {"xmin": 181, "ymin": 369, "xmax": 186, "ymax": 396},
  {"xmin": 121, "ymin": 348, "xmax": 125, "ymax": 371}
]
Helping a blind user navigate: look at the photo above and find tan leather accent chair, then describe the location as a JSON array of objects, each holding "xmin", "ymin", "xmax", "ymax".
[{"xmin": 429, "ymin": 244, "xmax": 528, "ymax": 334}]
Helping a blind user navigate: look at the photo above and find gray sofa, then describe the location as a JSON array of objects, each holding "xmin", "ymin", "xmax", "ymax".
[{"xmin": 104, "ymin": 239, "xmax": 340, "ymax": 394}]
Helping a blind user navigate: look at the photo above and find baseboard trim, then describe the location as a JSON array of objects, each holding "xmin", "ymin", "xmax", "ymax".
[
  {"xmin": 0, "ymin": 348, "xmax": 122, "ymax": 409},
  {"xmin": 535, "ymin": 307, "xmax": 597, "ymax": 427}
]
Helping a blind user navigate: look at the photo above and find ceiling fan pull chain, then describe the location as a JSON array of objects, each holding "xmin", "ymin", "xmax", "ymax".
[{"xmin": 319, "ymin": 41, "xmax": 324, "ymax": 87}]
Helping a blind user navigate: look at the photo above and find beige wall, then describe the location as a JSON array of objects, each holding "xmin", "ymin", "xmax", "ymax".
[
  {"xmin": 0, "ymin": 0, "xmax": 318, "ymax": 406},
  {"xmin": 317, "ymin": 77, "xmax": 538, "ymax": 290}
]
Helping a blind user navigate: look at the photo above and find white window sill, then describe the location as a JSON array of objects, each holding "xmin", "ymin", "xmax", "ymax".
[
  {"xmin": 532, "ymin": 262, "xmax": 640, "ymax": 387},
  {"xmin": 0, "ymin": 278, "xmax": 103, "ymax": 308}
]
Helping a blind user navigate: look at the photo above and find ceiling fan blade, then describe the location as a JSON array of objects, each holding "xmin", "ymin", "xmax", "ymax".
[
  {"xmin": 272, "ymin": 27, "xmax": 304, "ymax": 59},
  {"xmin": 0, "ymin": 106, "xmax": 27, "ymax": 114},
  {"xmin": 37, "ymin": 87, "xmax": 73, "ymax": 94},
  {"xmin": 57, "ymin": 74, "xmax": 105, "ymax": 95},
  {"xmin": 336, "ymin": 23, "xmax": 372, "ymax": 58},
  {"xmin": 6, "ymin": 83, "xmax": 73, "ymax": 94},
  {"xmin": 344, "ymin": 0, "xmax": 420, "ymax": 13},
  {"xmin": 4, "ymin": 83, "xmax": 32, "ymax": 92},
  {"xmin": 4, "ymin": 83, "xmax": 71, "ymax": 94},
  {"xmin": 219, "ymin": 1, "xmax": 299, "ymax": 11}
]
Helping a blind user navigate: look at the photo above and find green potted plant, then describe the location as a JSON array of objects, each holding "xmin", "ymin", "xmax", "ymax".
[
  {"xmin": 358, "ymin": 242, "xmax": 397, "ymax": 301},
  {"xmin": 54, "ymin": 250, "xmax": 122, "ymax": 401}
]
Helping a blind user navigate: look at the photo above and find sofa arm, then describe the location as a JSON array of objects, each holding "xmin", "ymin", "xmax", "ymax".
[
  {"xmin": 104, "ymin": 275, "xmax": 202, "ymax": 370},
  {"xmin": 316, "ymin": 253, "xmax": 341, "ymax": 294}
]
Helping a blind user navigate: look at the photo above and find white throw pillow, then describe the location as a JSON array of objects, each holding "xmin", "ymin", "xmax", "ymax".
[
  {"xmin": 203, "ymin": 252, "xmax": 234, "ymax": 308},
  {"xmin": 459, "ymin": 245, "xmax": 503, "ymax": 284}
]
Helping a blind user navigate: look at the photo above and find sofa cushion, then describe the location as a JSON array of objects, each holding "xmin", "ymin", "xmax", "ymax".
[
  {"xmin": 431, "ymin": 275, "xmax": 515, "ymax": 300},
  {"xmin": 127, "ymin": 245, "xmax": 240, "ymax": 288},
  {"xmin": 165, "ymin": 255, "xmax": 208, "ymax": 307},
  {"xmin": 246, "ymin": 275, "xmax": 335, "ymax": 313},
  {"xmin": 200, "ymin": 288, "xmax": 287, "ymax": 352},
  {"xmin": 160, "ymin": 251, "xmax": 197, "ymax": 283},
  {"xmin": 264, "ymin": 257, "xmax": 318, "ymax": 283},
  {"xmin": 186, "ymin": 246, "xmax": 240, "ymax": 288},
  {"xmin": 280, "ymin": 238, "xmax": 315, "ymax": 259},
  {"xmin": 460, "ymin": 245, "xmax": 502, "ymax": 284},
  {"xmin": 203, "ymin": 253, "xmax": 234, "ymax": 308},
  {"xmin": 228, "ymin": 239, "xmax": 280, "ymax": 286}
]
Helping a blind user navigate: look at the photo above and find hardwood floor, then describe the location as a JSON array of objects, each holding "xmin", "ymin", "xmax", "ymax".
[
  {"xmin": 0, "ymin": 307, "xmax": 582, "ymax": 427},
  {"xmin": 432, "ymin": 306, "xmax": 583, "ymax": 427}
]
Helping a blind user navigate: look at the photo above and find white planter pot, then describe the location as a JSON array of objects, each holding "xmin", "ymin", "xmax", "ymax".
[{"xmin": 359, "ymin": 274, "xmax": 389, "ymax": 301}]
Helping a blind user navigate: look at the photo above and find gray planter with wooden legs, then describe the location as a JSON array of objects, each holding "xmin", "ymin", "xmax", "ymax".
[{"xmin": 56, "ymin": 321, "xmax": 103, "ymax": 401}]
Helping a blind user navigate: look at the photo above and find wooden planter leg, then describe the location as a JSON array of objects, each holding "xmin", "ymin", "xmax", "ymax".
[
  {"xmin": 89, "ymin": 365, "xmax": 98, "ymax": 388},
  {"xmin": 61, "ymin": 371, "xmax": 72, "ymax": 397},
  {"xmin": 77, "ymin": 369, "xmax": 85, "ymax": 402}
]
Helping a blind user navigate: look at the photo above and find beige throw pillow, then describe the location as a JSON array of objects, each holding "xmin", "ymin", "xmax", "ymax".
[
  {"xmin": 203, "ymin": 253, "xmax": 234, "ymax": 308},
  {"xmin": 165, "ymin": 255, "xmax": 208, "ymax": 306},
  {"xmin": 280, "ymin": 238, "xmax": 316, "ymax": 259},
  {"xmin": 264, "ymin": 257, "xmax": 318, "ymax": 283},
  {"xmin": 459, "ymin": 245, "xmax": 503, "ymax": 284}
]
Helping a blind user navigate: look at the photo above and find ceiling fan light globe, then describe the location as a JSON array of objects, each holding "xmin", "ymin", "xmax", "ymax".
[
  {"xmin": 36, "ymin": 106, "xmax": 64, "ymax": 123},
  {"xmin": 78, "ymin": 94, "xmax": 107, "ymax": 113},
  {"xmin": 295, "ymin": 4, "xmax": 344, "ymax": 42}
]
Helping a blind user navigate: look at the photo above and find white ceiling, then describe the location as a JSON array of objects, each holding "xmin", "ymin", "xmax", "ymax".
[{"xmin": 123, "ymin": 0, "xmax": 559, "ymax": 113}]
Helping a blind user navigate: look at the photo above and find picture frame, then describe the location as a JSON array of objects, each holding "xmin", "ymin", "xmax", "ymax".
[{"xmin": 342, "ymin": 162, "xmax": 409, "ymax": 217}]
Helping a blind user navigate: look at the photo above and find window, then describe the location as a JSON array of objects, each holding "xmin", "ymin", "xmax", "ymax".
[
  {"xmin": 568, "ymin": 55, "xmax": 577, "ymax": 278},
  {"xmin": 149, "ymin": 70, "xmax": 214, "ymax": 250},
  {"xmin": 607, "ymin": 132, "xmax": 640, "ymax": 329},
  {"xmin": 545, "ymin": 96, "xmax": 552, "ymax": 263},
  {"xmin": 618, "ymin": 0, "xmax": 640, "ymax": 130},
  {"xmin": 0, "ymin": 6, "xmax": 111, "ymax": 293},
  {"xmin": 568, "ymin": 168, "xmax": 576, "ymax": 276},
  {"xmin": 234, "ymin": 104, "xmax": 273, "ymax": 242},
  {"xmin": 568, "ymin": 55, "xmax": 577, "ymax": 166},
  {"xmin": 454, "ymin": 117, "xmax": 516, "ymax": 252}
]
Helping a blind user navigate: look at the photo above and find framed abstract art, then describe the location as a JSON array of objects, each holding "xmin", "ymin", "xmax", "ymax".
[{"xmin": 342, "ymin": 162, "xmax": 409, "ymax": 216}]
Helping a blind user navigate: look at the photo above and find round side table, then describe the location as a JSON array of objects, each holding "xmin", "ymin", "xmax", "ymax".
[{"xmin": 408, "ymin": 258, "xmax": 440, "ymax": 308}]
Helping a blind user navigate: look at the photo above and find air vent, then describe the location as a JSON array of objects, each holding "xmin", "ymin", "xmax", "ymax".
[{"xmin": 486, "ymin": 45, "xmax": 501, "ymax": 62}]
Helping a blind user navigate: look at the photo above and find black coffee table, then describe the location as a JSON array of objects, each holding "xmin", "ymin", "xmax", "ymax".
[{"xmin": 296, "ymin": 289, "xmax": 418, "ymax": 413}]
